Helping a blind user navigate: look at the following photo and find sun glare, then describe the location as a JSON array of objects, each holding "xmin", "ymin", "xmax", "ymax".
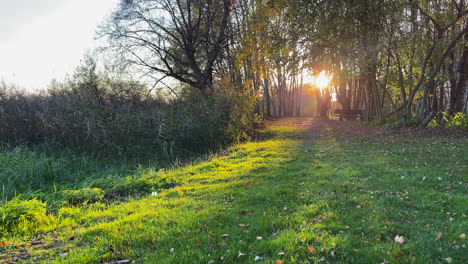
[
  {"xmin": 313, "ymin": 71, "xmax": 331, "ymax": 89},
  {"xmin": 302, "ymin": 71, "xmax": 332, "ymax": 89}
]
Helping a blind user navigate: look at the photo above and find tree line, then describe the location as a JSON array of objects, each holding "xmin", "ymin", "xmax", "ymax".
[{"xmin": 100, "ymin": 0, "xmax": 467, "ymax": 127}]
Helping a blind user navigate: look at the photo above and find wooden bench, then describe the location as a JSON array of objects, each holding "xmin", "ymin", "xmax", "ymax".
[{"xmin": 334, "ymin": 109, "xmax": 363, "ymax": 121}]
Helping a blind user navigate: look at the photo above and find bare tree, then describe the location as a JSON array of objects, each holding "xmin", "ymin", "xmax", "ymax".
[{"xmin": 100, "ymin": 0, "xmax": 233, "ymax": 96}]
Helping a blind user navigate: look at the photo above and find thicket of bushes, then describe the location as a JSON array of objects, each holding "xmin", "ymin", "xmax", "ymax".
[{"xmin": 0, "ymin": 74, "xmax": 257, "ymax": 157}]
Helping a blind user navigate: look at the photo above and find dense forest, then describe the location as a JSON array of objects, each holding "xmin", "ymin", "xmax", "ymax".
[{"xmin": 0, "ymin": 1, "xmax": 467, "ymax": 263}]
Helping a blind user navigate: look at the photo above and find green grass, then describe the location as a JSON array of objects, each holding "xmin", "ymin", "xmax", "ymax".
[
  {"xmin": 0, "ymin": 145, "xmax": 116, "ymax": 201},
  {"xmin": 0, "ymin": 143, "xmax": 192, "ymax": 203},
  {"xmin": 1, "ymin": 118, "xmax": 467, "ymax": 263}
]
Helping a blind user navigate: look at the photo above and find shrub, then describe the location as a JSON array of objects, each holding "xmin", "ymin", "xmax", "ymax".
[
  {"xmin": 446, "ymin": 112, "xmax": 468, "ymax": 130},
  {"xmin": 0, "ymin": 198, "xmax": 52, "ymax": 235},
  {"xmin": 164, "ymin": 81, "xmax": 258, "ymax": 153}
]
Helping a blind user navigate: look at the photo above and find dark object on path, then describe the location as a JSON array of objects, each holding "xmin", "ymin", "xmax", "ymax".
[{"xmin": 334, "ymin": 109, "xmax": 363, "ymax": 121}]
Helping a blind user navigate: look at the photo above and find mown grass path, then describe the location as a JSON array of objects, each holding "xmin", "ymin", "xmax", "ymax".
[{"xmin": 2, "ymin": 118, "xmax": 467, "ymax": 263}]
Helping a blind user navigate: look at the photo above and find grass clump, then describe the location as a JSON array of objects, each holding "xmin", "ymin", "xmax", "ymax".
[
  {"xmin": 0, "ymin": 199, "xmax": 53, "ymax": 236},
  {"xmin": 0, "ymin": 145, "xmax": 134, "ymax": 201},
  {"xmin": 88, "ymin": 167, "xmax": 179, "ymax": 198}
]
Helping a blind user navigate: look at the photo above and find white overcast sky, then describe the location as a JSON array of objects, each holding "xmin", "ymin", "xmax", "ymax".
[{"xmin": 0, "ymin": 0, "xmax": 119, "ymax": 90}]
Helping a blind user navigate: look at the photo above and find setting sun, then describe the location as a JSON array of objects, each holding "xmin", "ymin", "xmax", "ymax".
[
  {"xmin": 313, "ymin": 71, "xmax": 331, "ymax": 89},
  {"xmin": 302, "ymin": 71, "xmax": 331, "ymax": 89}
]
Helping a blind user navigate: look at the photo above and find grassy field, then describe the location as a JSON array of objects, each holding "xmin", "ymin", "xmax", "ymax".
[{"xmin": 1, "ymin": 118, "xmax": 467, "ymax": 263}]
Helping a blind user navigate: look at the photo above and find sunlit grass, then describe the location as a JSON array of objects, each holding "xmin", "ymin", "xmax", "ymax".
[{"xmin": 1, "ymin": 119, "xmax": 467, "ymax": 263}]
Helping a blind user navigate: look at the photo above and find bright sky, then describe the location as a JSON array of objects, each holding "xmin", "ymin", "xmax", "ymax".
[{"xmin": 0, "ymin": 0, "xmax": 119, "ymax": 90}]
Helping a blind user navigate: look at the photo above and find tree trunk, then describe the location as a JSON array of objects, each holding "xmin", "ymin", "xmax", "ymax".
[
  {"xmin": 337, "ymin": 75, "xmax": 351, "ymax": 110},
  {"xmin": 318, "ymin": 88, "xmax": 331, "ymax": 118},
  {"xmin": 264, "ymin": 77, "xmax": 271, "ymax": 117},
  {"xmin": 447, "ymin": 37, "xmax": 468, "ymax": 115},
  {"xmin": 200, "ymin": 78, "xmax": 213, "ymax": 97}
]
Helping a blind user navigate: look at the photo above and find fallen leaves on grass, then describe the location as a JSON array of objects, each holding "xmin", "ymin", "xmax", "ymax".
[
  {"xmin": 254, "ymin": 256, "xmax": 263, "ymax": 261},
  {"xmin": 306, "ymin": 245, "xmax": 316, "ymax": 255},
  {"xmin": 116, "ymin": 260, "xmax": 131, "ymax": 264},
  {"xmin": 394, "ymin": 235, "xmax": 405, "ymax": 244}
]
